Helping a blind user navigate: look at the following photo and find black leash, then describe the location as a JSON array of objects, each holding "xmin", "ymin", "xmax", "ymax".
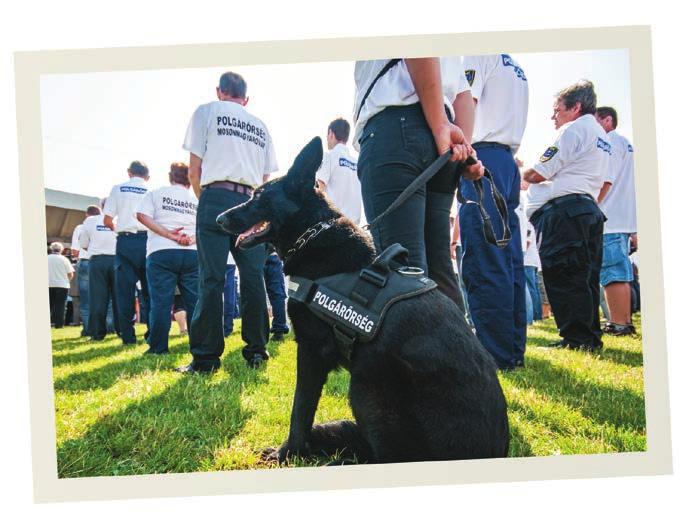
[{"xmin": 365, "ymin": 153, "xmax": 511, "ymax": 249}]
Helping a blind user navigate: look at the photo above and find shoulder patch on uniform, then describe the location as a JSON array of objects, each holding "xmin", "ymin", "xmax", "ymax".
[
  {"xmin": 465, "ymin": 69, "xmax": 475, "ymax": 86},
  {"xmin": 539, "ymin": 146, "xmax": 558, "ymax": 162},
  {"xmin": 596, "ymin": 137, "xmax": 612, "ymax": 154},
  {"xmin": 628, "ymin": 144, "xmax": 634, "ymax": 153},
  {"xmin": 501, "ymin": 54, "xmax": 527, "ymax": 81}
]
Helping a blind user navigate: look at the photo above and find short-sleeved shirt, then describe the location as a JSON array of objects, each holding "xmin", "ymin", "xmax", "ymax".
[
  {"xmin": 137, "ymin": 184, "xmax": 199, "ymax": 257},
  {"xmin": 526, "ymin": 114, "xmax": 611, "ymax": 218},
  {"xmin": 316, "ymin": 143, "xmax": 363, "ymax": 224},
  {"xmin": 48, "ymin": 254, "xmax": 73, "ymax": 288},
  {"xmin": 352, "ymin": 57, "xmax": 469, "ymax": 150},
  {"xmin": 103, "ymin": 176, "xmax": 149, "ymax": 233},
  {"xmin": 79, "ymin": 215, "xmax": 117, "ymax": 256},
  {"xmin": 183, "ymin": 100, "xmax": 278, "ymax": 188},
  {"xmin": 463, "ymin": 54, "xmax": 529, "ymax": 153},
  {"xmin": 600, "ymin": 130, "xmax": 637, "ymax": 234},
  {"xmin": 71, "ymin": 224, "xmax": 89, "ymax": 260}
]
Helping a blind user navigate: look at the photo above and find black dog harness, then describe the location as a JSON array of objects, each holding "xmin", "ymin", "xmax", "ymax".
[{"xmin": 287, "ymin": 244, "xmax": 436, "ymax": 359}]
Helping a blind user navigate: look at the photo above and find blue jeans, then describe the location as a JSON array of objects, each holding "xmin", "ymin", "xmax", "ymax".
[
  {"xmin": 114, "ymin": 232, "xmax": 150, "ymax": 344},
  {"xmin": 524, "ymin": 265, "xmax": 542, "ymax": 322},
  {"xmin": 88, "ymin": 255, "xmax": 117, "ymax": 340},
  {"xmin": 189, "ymin": 187, "xmax": 269, "ymax": 368},
  {"xmin": 264, "ymin": 253, "xmax": 289, "ymax": 334},
  {"xmin": 460, "ymin": 144, "xmax": 526, "ymax": 369},
  {"xmin": 357, "ymin": 103, "xmax": 464, "ymax": 311},
  {"xmin": 223, "ymin": 264, "xmax": 237, "ymax": 337},
  {"xmin": 146, "ymin": 249, "xmax": 199, "ymax": 353},
  {"xmin": 77, "ymin": 259, "xmax": 90, "ymax": 334}
]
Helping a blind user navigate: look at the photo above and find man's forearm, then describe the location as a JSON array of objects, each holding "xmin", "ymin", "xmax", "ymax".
[
  {"xmin": 189, "ymin": 153, "xmax": 203, "ymax": 198},
  {"xmin": 136, "ymin": 213, "xmax": 173, "ymax": 240},
  {"xmin": 103, "ymin": 215, "xmax": 115, "ymax": 231},
  {"xmin": 452, "ymin": 92, "xmax": 475, "ymax": 144},
  {"xmin": 597, "ymin": 181, "xmax": 612, "ymax": 203},
  {"xmin": 522, "ymin": 167, "xmax": 546, "ymax": 184},
  {"xmin": 405, "ymin": 58, "xmax": 450, "ymax": 131}
]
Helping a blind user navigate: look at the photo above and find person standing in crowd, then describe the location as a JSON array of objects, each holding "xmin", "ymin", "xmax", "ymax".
[
  {"xmin": 353, "ymin": 57, "xmax": 483, "ymax": 311},
  {"xmin": 47, "ymin": 242, "xmax": 74, "ymax": 328},
  {"xmin": 457, "ymin": 53, "xmax": 529, "ymax": 370},
  {"xmin": 136, "ymin": 162, "xmax": 199, "ymax": 355},
  {"xmin": 263, "ymin": 246, "xmax": 289, "ymax": 341},
  {"xmin": 520, "ymin": 181, "xmax": 542, "ymax": 324},
  {"xmin": 316, "ymin": 118, "xmax": 363, "ymax": 224},
  {"xmin": 522, "ymin": 80, "xmax": 610, "ymax": 351},
  {"xmin": 79, "ymin": 202, "xmax": 119, "ymax": 341},
  {"xmin": 595, "ymin": 106, "xmax": 638, "ymax": 336},
  {"xmin": 71, "ymin": 205, "xmax": 101, "ymax": 336},
  {"xmin": 104, "ymin": 161, "xmax": 150, "ymax": 345},
  {"xmin": 180, "ymin": 71, "xmax": 278, "ymax": 372}
]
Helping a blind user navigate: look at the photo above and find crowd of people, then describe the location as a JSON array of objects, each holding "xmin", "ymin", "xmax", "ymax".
[{"xmin": 48, "ymin": 56, "xmax": 640, "ymax": 374}]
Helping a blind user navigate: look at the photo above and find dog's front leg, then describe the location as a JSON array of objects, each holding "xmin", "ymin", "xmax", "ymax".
[{"xmin": 271, "ymin": 341, "xmax": 332, "ymax": 462}]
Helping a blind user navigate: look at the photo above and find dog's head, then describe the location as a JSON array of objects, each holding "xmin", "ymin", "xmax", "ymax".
[{"xmin": 217, "ymin": 136, "xmax": 331, "ymax": 253}]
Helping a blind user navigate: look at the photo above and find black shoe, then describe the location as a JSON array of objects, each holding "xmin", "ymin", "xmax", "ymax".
[
  {"xmin": 271, "ymin": 332, "xmax": 285, "ymax": 342},
  {"xmin": 247, "ymin": 354, "xmax": 267, "ymax": 369},
  {"xmin": 175, "ymin": 362, "xmax": 219, "ymax": 374},
  {"xmin": 603, "ymin": 322, "xmax": 636, "ymax": 336},
  {"xmin": 548, "ymin": 339, "xmax": 571, "ymax": 349},
  {"xmin": 122, "ymin": 338, "xmax": 137, "ymax": 345},
  {"xmin": 144, "ymin": 348, "xmax": 169, "ymax": 356},
  {"xmin": 90, "ymin": 336, "xmax": 105, "ymax": 342}
]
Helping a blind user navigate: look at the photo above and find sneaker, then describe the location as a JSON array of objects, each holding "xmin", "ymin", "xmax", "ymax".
[
  {"xmin": 603, "ymin": 323, "xmax": 636, "ymax": 336},
  {"xmin": 175, "ymin": 362, "xmax": 219, "ymax": 374},
  {"xmin": 271, "ymin": 332, "xmax": 285, "ymax": 342}
]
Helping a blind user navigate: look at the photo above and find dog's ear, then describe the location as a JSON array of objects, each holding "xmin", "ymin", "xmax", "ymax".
[{"xmin": 285, "ymin": 137, "xmax": 323, "ymax": 193}]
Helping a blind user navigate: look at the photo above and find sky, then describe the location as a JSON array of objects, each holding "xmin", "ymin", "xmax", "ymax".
[{"xmin": 40, "ymin": 49, "xmax": 632, "ymax": 199}]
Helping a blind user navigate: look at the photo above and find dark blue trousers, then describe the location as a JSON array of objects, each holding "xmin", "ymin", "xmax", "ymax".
[
  {"xmin": 459, "ymin": 144, "xmax": 526, "ymax": 369},
  {"xmin": 114, "ymin": 232, "xmax": 149, "ymax": 344},
  {"xmin": 264, "ymin": 253, "xmax": 289, "ymax": 334},
  {"xmin": 88, "ymin": 254, "xmax": 118, "ymax": 340},
  {"xmin": 189, "ymin": 187, "xmax": 269, "ymax": 368},
  {"xmin": 146, "ymin": 249, "xmax": 199, "ymax": 353}
]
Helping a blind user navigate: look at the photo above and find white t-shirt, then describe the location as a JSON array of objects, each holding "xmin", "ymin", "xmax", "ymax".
[
  {"xmin": 48, "ymin": 253, "xmax": 73, "ymax": 288},
  {"xmin": 71, "ymin": 224, "xmax": 89, "ymax": 260},
  {"xmin": 316, "ymin": 143, "xmax": 363, "ymax": 224},
  {"xmin": 520, "ymin": 191, "xmax": 541, "ymax": 268},
  {"xmin": 352, "ymin": 57, "xmax": 469, "ymax": 149},
  {"xmin": 600, "ymin": 130, "xmax": 637, "ymax": 234},
  {"xmin": 463, "ymin": 54, "xmax": 529, "ymax": 153},
  {"xmin": 79, "ymin": 215, "xmax": 117, "ymax": 256},
  {"xmin": 137, "ymin": 184, "xmax": 199, "ymax": 257},
  {"xmin": 515, "ymin": 190, "xmax": 528, "ymax": 253},
  {"xmin": 526, "ymin": 114, "xmax": 611, "ymax": 218},
  {"xmin": 183, "ymin": 100, "xmax": 278, "ymax": 188},
  {"xmin": 103, "ymin": 176, "xmax": 149, "ymax": 233}
]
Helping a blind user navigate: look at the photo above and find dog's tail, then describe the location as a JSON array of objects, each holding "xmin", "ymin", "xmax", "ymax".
[{"xmin": 309, "ymin": 420, "xmax": 373, "ymax": 463}]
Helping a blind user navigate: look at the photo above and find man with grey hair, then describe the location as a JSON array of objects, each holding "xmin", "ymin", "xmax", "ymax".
[
  {"xmin": 521, "ymin": 80, "xmax": 611, "ymax": 351},
  {"xmin": 47, "ymin": 242, "xmax": 74, "ymax": 328},
  {"xmin": 180, "ymin": 71, "xmax": 278, "ymax": 372}
]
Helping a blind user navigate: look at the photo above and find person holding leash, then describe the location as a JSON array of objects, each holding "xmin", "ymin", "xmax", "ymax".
[
  {"xmin": 353, "ymin": 57, "xmax": 483, "ymax": 311},
  {"xmin": 179, "ymin": 71, "xmax": 278, "ymax": 372},
  {"xmin": 458, "ymin": 53, "xmax": 529, "ymax": 371},
  {"xmin": 522, "ymin": 80, "xmax": 610, "ymax": 351}
]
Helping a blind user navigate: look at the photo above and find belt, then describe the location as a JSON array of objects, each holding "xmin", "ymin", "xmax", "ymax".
[
  {"xmin": 117, "ymin": 230, "xmax": 147, "ymax": 237},
  {"xmin": 530, "ymin": 193, "xmax": 596, "ymax": 223},
  {"xmin": 472, "ymin": 141, "xmax": 512, "ymax": 153},
  {"xmin": 204, "ymin": 181, "xmax": 254, "ymax": 196}
]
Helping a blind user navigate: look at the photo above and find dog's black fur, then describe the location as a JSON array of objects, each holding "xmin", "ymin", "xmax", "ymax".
[{"xmin": 217, "ymin": 137, "xmax": 509, "ymax": 464}]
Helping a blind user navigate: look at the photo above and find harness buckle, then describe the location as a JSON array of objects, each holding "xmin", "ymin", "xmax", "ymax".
[{"xmin": 360, "ymin": 268, "xmax": 387, "ymax": 288}]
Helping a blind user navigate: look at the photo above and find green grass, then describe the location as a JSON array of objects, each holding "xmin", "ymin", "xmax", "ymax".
[{"xmin": 52, "ymin": 316, "xmax": 646, "ymax": 477}]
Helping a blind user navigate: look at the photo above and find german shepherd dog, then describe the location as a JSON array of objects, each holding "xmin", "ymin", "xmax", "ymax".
[{"xmin": 217, "ymin": 137, "xmax": 509, "ymax": 464}]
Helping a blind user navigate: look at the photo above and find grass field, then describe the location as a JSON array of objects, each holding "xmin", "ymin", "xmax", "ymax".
[{"xmin": 52, "ymin": 316, "xmax": 645, "ymax": 477}]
